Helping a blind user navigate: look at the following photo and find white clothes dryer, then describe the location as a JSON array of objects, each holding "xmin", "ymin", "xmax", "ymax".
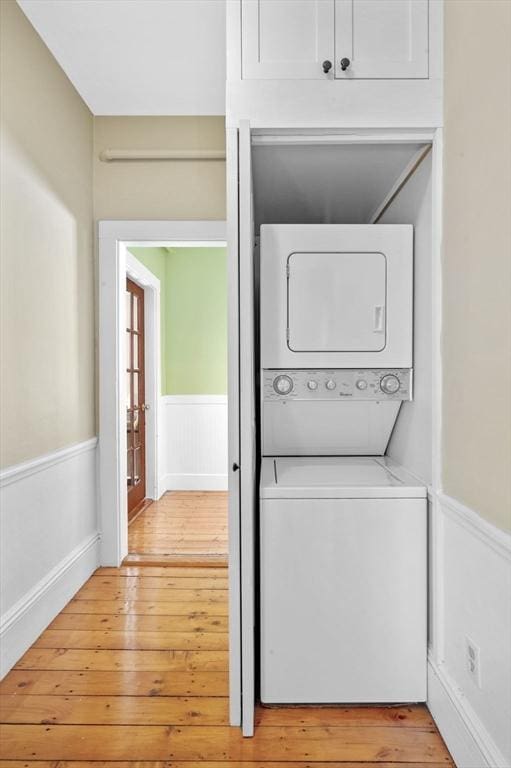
[{"xmin": 260, "ymin": 224, "xmax": 413, "ymax": 370}]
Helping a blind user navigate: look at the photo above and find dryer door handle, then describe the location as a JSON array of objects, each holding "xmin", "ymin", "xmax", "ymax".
[{"xmin": 374, "ymin": 305, "xmax": 385, "ymax": 333}]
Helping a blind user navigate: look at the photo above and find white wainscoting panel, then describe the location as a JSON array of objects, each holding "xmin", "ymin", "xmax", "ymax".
[
  {"xmin": 428, "ymin": 492, "xmax": 511, "ymax": 768},
  {"xmin": 0, "ymin": 438, "xmax": 99, "ymax": 677},
  {"xmin": 161, "ymin": 395, "xmax": 228, "ymax": 491}
]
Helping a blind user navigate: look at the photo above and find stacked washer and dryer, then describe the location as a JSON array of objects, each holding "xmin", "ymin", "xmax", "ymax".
[{"xmin": 259, "ymin": 224, "xmax": 427, "ymax": 704}]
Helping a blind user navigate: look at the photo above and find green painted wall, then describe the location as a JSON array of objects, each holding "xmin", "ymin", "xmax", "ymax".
[
  {"xmin": 128, "ymin": 246, "xmax": 227, "ymax": 395},
  {"xmin": 129, "ymin": 247, "xmax": 168, "ymax": 393}
]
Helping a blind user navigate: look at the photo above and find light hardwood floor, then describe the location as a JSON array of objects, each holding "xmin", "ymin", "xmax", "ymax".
[
  {"xmin": 0, "ymin": 562, "xmax": 453, "ymax": 765},
  {"xmin": 128, "ymin": 491, "xmax": 228, "ymax": 561}
]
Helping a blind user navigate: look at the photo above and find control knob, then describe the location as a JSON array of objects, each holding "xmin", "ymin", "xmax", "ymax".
[
  {"xmin": 273, "ymin": 374, "xmax": 293, "ymax": 396},
  {"xmin": 307, "ymin": 380, "xmax": 318, "ymax": 390},
  {"xmin": 325, "ymin": 379, "xmax": 336, "ymax": 391},
  {"xmin": 380, "ymin": 374, "xmax": 400, "ymax": 394},
  {"xmin": 356, "ymin": 379, "xmax": 368, "ymax": 390}
]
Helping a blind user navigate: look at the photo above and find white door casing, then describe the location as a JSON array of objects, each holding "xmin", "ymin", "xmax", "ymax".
[{"xmin": 98, "ymin": 220, "xmax": 227, "ymax": 567}]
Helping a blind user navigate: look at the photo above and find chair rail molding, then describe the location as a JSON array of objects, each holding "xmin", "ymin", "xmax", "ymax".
[
  {"xmin": 437, "ymin": 491, "xmax": 511, "ymax": 560},
  {"xmin": 0, "ymin": 438, "xmax": 99, "ymax": 677},
  {"xmin": 0, "ymin": 437, "xmax": 97, "ymax": 488}
]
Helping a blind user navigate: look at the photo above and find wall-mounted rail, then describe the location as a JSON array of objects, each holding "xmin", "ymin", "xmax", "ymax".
[{"xmin": 99, "ymin": 149, "xmax": 226, "ymax": 162}]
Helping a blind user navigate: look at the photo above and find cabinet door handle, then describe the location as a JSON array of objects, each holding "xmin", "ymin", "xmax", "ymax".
[
  {"xmin": 340, "ymin": 57, "xmax": 351, "ymax": 71},
  {"xmin": 322, "ymin": 60, "xmax": 332, "ymax": 74}
]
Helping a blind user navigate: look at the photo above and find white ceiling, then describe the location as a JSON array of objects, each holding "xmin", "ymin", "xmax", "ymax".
[{"xmin": 17, "ymin": 0, "xmax": 226, "ymax": 115}]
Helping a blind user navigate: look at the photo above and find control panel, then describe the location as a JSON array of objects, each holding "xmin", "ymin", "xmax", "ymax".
[{"xmin": 263, "ymin": 369, "xmax": 413, "ymax": 401}]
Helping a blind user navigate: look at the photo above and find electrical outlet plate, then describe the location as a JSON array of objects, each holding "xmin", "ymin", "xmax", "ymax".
[{"xmin": 465, "ymin": 635, "xmax": 481, "ymax": 688}]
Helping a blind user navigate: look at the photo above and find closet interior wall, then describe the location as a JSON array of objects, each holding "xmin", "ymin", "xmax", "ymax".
[{"xmin": 380, "ymin": 153, "xmax": 433, "ymax": 486}]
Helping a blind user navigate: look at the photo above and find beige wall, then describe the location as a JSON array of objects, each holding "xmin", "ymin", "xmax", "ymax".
[
  {"xmin": 93, "ymin": 117, "xmax": 225, "ymax": 220},
  {"xmin": 0, "ymin": 1, "xmax": 95, "ymax": 468},
  {"xmin": 443, "ymin": 0, "xmax": 511, "ymax": 531}
]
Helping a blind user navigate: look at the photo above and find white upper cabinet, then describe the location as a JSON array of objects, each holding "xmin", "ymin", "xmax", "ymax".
[
  {"xmin": 241, "ymin": 0, "xmax": 429, "ymax": 80},
  {"xmin": 241, "ymin": 0, "xmax": 334, "ymax": 79},
  {"xmin": 335, "ymin": 0, "xmax": 429, "ymax": 79}
]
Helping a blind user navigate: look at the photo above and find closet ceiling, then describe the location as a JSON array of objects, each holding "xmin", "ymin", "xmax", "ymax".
[
  {"xmin": 252, "ymin": 143, "xmax": 427, "ymax": 228},
  {"xmin": 17, "ymin": 0, "xmax": 226, "ymax": 115}
]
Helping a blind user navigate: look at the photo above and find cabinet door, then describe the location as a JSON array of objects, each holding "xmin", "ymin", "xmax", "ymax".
[
  {"xmin": 242, "ymin": 0, "xmax": 334, "ymax": 79},
  {"xmin": 335, "ymin": 0, "xmax": 429, "ymax": 79}
]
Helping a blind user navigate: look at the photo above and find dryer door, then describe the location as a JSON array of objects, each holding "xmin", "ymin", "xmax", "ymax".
[
  {"xmin": 288, "ymin": 251, "xmax": 386, "ymax": 352},
  {"xmin": 260, "ymin": 224, "xmax": 413, "ymax": 369}
]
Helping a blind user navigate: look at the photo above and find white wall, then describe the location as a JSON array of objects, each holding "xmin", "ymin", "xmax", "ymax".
[
  {"xmin": 0, "ymin": 440, "xmax": 99, "ymax": 677},
  {"xmin": 160, "ymin": 396, "xmax": 228, "ymax": 492},
  {"xmin": 428, "ymin": 495, "xmax": 511, "ymax": 768},
  {"xmin": 380, "ymin": 154, "xmax": 432, "ymax": 486}
]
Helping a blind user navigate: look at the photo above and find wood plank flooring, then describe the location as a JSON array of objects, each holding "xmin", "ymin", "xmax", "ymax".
[
  {"xmin": 0, "ymin": 562, "xmax": 453, "ymax": 766},
  {"xmin": 127, "ymin": 491, "xmax": 228, "ymax": 562}
]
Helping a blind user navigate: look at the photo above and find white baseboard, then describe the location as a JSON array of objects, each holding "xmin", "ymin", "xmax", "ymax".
[
  {"xmin": 163, "ymin": 473, "xmax": 228, "ymax": 492},
  {"xmin": 429, "ymin": 492, "xmax": 511, "ymax": 768},
  {"xmin": 0, "ymin": 532, "xmax": 99, "ymax": 678},
  {"xmin": 428, "ymin": 656, "xmax": 509, "ymax": 768},
  {"xmin": 0, "ymin": 438, "xmax": 99, "ymax": 678}
]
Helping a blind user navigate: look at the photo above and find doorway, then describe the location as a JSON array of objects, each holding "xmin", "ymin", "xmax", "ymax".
[
  {"xmin": 125, "ymin": 242, "xmax": 228, "ymax": 563},
  {"xmin": 98, "ymin": 220, "xmax": 229, "ymax": 568}
]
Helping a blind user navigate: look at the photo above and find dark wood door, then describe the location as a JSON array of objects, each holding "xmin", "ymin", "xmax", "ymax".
[{"xmin": 126, "ymin": 278, "xmax": 146, "ymax": 518}]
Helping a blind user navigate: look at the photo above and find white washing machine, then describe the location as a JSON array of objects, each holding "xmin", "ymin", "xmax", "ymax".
[
  {"xmin": 259, "ymin": 224, "xmax": 427, "ymax": 704},
  {"xmin": 260, "ymin": 456, "xmax": 427, "ymax": 703}
]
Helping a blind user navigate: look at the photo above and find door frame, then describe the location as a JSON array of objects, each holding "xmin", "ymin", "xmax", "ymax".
[
  {"xmin": 98, "ymin": 220, "xmax": 227, "ymax": 566},
  {"xmin": 228, "ymin": 124, "xmax": 443, "ymax": 736}
]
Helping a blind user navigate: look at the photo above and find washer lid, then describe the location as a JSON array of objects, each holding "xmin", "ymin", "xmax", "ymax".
[{"xmin": 260, "ymin": 456, "xmax": 426, "ymax": 499}]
